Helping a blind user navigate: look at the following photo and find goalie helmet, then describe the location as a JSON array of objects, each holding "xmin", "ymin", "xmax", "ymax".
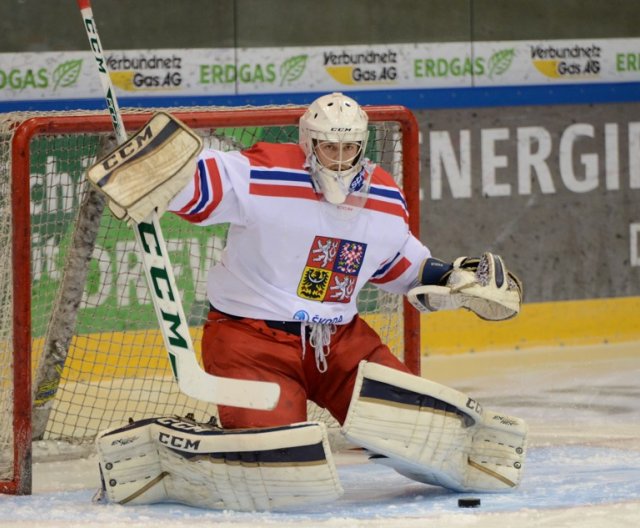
[{"xmin": 299, "ymin": 92, "xmax": 370, "ymax": 204}]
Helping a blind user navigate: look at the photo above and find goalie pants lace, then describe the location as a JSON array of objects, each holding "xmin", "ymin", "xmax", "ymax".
[
  {"xmin": 301, "ymin": 322, "xmax": 337, "ymax": 373},
  {"xmin": 210, "ymin": 304, "xmax": 336, "ymax": 373}
]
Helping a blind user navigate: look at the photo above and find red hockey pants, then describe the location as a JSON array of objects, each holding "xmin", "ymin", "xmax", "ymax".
[{"xmin": 201, "ymin": 310, "xmax": 411, "ymax": 429}]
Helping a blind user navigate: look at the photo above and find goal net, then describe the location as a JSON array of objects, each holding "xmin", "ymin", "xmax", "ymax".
[{"xmin": 0, "ymin": 104, "xmax": 421, "ymax": 494}]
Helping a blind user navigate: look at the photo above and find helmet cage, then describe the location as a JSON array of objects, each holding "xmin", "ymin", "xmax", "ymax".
[
  {"xmin": 299, "ymin": 93, "xmax": 370, "ymax": 204},
  {"xmin": 312, "ymin": 137, "xmax": 365, "ymax": 172}
]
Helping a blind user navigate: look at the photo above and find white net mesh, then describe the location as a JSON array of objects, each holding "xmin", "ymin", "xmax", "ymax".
[{"xmin": 0, "ymin": 105, "xmax": 414, "ymax": 489}]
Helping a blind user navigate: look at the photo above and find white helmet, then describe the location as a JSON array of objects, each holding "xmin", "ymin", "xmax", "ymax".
[{"xmin": 299, "ymin": 92, "xmax": 370, "ymax": 204}]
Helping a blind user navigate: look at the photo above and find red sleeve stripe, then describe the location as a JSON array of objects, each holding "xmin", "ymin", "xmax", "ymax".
[
  {"xmin": 363, "ymin": 198, "xmax": 409, "ymax": 223},
  {"xmin": 175, "ymin": 158, "xmax": 223, "ymax": 223},
  {"xmin": 242, "ymin": 143, "xmax": 306, "ymax": 169},
  {"xmin": 249, "ymin": 183, "xmax": 319, "ymax": 201},
  {"xmin": 177, "ymin": 159, "xmax": 206, "ymax": 214},
  {"xmin": 248, "ymin": 183, "xmax": 408, "ymax": 218},
  {"xmin": 369, "ymin": 256, "xmax": 412, "ymax": 284}
]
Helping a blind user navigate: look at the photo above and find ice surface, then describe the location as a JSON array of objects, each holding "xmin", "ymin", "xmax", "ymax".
[{"xmin": 1, "ymin": 341, "xmax": 639, "ymax": 527}]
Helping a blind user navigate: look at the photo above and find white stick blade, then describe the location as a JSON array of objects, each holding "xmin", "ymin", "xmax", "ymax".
[{"xmin": 178, "ymin": 364, "xmax": 281, "ymax": 410}]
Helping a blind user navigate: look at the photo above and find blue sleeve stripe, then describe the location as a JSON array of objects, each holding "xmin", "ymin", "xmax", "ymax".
[
  {"xmin": 191, "ymin": 158, "xmax": 211, "ymax": 214},
  {"xmin": 369, "ymin": 185, "xmax": 408, "ymax": 208},
  {"xmin": 250, "ymin": 169, "xmax": 312, "ymax": 184},
  {"xmin": 372, "ymin": 252, "xmax": 401, "ymax": 278}
]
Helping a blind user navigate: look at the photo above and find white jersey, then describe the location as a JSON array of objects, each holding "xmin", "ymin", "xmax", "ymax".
[{"xmin": 168, "ymin": 142, "xmax": 431, "ymax": 324}]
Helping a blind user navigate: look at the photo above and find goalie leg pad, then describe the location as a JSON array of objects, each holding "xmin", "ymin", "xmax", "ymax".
[
  {"xmin": 96, "ymin": 416, "xmax": 343, "ymax": 511},
  {"xmin": 341, "ymin": 362, "xmax": 527, "ymax": 492}
]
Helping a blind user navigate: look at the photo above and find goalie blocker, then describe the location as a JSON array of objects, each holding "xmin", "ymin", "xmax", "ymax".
[{"xmin": 86, "ymin": 112, "xmax": 203, "ymax": 225}]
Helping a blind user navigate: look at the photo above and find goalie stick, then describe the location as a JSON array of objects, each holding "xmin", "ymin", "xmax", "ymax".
[{"xmin": 76, "ymin": 0, "xmax": 279, "ymax": 409}]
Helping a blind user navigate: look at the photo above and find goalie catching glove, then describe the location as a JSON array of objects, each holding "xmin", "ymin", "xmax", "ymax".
[
  {"xmin": 408, "ymin": 252, "xmax": 523, "ymax": 321},
  {"xmin": 86, "ymin": 112, "xmax": 203, "ymax": 225}
]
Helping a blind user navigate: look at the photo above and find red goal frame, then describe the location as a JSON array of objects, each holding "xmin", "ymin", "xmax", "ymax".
[{"xmin": 3, "ymin": 105, "xmax": 421, "ymax": 495}]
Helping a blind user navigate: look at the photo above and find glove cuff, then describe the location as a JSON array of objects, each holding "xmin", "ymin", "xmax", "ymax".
[{"xmin": 419, "ymin": 258, "xmax": 454, "ymax": 286}]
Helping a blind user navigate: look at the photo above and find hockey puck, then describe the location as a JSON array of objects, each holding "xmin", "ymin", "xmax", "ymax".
[{"xmin": 458, "ymin": 498, "xmax": 481, "ymax": 508}]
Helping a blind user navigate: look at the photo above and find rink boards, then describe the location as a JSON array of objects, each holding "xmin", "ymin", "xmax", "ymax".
[{"xmin": 421, "ymin": 295, "xmax": 640, "ymax": 354}]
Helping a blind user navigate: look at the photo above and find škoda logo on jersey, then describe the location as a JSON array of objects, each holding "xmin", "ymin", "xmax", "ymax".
[{"xmin": 297, "ymin": 236, "xmax": 367, "ymax": 303}]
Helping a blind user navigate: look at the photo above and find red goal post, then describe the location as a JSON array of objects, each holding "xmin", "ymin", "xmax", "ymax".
[{"xmin": 0, "ymin": 104, "xmax": 421, "ymax": 495}]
